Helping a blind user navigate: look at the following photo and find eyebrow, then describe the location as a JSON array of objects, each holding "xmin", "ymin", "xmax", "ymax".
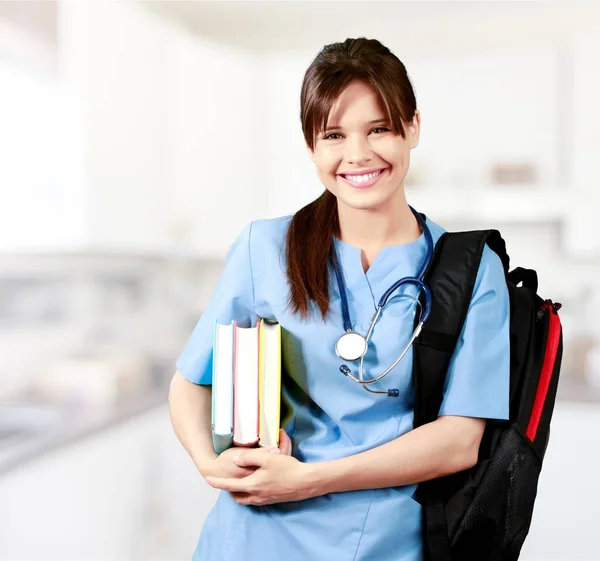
[{"xmin": 323, "ymin": 118, "xmax": 389, "ymax": 132}]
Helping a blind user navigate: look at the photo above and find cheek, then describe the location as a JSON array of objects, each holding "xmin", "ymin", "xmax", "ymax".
[{"xmin": 315, "ymin": 156, "xmax": 340, "ymax": 180}]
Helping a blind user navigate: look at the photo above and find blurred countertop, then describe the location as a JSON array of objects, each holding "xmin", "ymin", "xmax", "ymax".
[{"xmin": 0, "ymin": 360, "xmax": 173, "ymax": 476}]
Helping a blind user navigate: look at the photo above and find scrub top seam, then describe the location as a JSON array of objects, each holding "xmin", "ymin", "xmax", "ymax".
[
  {"xmin": 363, "ymin": 274, "xmax": 377, "ymax": 313},
  {"xmin": 351, "ymin": 490, "xmax": 374, "ymax": 561}
]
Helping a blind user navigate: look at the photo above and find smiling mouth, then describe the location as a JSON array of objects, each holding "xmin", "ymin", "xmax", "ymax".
[
  {"xmin": 340, "ymin": 169, "xmax": 384, "ymax": 180},
  {"xmin": 339, "ymin": 168, "xmax": 388, "ymax": 188}
]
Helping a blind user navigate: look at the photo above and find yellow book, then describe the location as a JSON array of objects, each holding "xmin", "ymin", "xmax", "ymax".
[{"xmin": 258, "ymin": 319, "xmax": 282, "ymax": 448}]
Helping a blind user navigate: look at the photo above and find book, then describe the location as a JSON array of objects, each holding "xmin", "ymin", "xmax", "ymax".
[
  {"xmin": 258, "ymin": 319, "xmax": 282, "ymax": 448},
  {"xmin": 211, "ymin": 318, "xmax": 281, "ymax": 453},
  {"xmin": 211, "ymin": 321, "xmax": 235, "ymax": 454},
  {"xmin": 233, "ymin": 323, "xmax": 260, "ymax": 446}
]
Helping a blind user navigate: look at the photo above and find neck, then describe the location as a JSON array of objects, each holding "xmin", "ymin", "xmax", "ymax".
[{"xmin": 337, "ymin": 192, "xmax": 421, "ymax": 251}]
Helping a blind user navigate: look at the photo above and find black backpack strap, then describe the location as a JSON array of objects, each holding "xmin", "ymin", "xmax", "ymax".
[
  {"xmin": 413, "ymin": 228, "xmax": 509, "ymax": 427},
  {"xmin": 413, "ymin": 226, "xmax": 510, "ymax": 561}
]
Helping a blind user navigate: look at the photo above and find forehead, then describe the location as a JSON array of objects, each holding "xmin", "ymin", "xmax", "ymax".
[{"xmin": 327, "ymin": 81, "xmax": 386, "ymax": 125}]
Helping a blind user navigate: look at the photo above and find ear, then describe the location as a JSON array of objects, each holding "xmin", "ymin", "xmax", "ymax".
[
  {"xmin": 407, "ymin": 110, "xmax": 421, "ymax": 149},
  {"xmin": 306, "ymin": 144, "xmax": 315, "ymax": 163}
]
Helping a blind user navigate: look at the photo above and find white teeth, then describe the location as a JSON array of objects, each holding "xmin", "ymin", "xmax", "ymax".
[{"xmin": 344, "ymin": 170, "xmax": 383, "ymax": 183}]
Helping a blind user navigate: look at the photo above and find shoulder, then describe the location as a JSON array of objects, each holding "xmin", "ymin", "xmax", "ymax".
[
  {"xmin": 424, "ymin": 215, "xmax": 447, "ymax": 246},
  {"xmin": 424, "ymin": 214, "xmax": 507, "ymax": 293},
  {"xmin": 243, "ymin": 215, "xmax": 294, "ymax": 272},
  {"xmin": 247, "ymin": 214, "xmax": 293, "ymax": 247}
]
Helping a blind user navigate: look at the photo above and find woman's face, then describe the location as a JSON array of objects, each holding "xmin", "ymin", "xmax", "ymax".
[{"xmin": 308, "ymin": 80, "xmax": 420, "ymax": 213}]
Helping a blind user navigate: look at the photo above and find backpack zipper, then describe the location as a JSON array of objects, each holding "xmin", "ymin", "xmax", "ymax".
[
  {"xmin": 526, "ymin": 300, "xmax": 562, "ymax": 441},
  {"xmin": 536, "ymin": 298, "xmax": 562, "ymax": 321}
]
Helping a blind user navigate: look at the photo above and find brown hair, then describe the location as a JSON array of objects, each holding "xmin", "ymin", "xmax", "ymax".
[{"xmin": 286, "ymin": 37, "xmax": 418, "ymax": 320}]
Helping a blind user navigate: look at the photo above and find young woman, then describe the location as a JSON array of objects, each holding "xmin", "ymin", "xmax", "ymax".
[{"xmin": 169, "ymin": 37, "xmax": 510, "ymax": 561}]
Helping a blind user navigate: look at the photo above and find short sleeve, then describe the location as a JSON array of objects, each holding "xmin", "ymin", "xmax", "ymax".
[
  {"xmin": 175, "ymin": 222, "xmax": 258, "ymax": 385},
  {"xmin": 438, "ymin": 244, "xmax": 510, "ymax": 421}
]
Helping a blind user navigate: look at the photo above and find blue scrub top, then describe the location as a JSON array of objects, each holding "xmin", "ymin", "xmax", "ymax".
[{"xmin": 176, "ymin": 214, "xmax": 510, "ymax": 561}]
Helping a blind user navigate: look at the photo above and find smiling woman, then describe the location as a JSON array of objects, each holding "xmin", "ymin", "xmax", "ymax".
[{"xmin": 169, "ymin": 37, "xmax": 510, "ymax": 561}]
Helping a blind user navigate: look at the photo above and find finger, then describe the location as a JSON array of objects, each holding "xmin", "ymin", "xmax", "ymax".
[
  {"xmin": 205, "ymin": 475, "xmax": 254, "ymax": 493},
  {"xmin": 234, "ymin": 449, "xmax": 271, "ymax": 468},
  {"xmin": 231, "ymin": 492, "xmax": 259, "ymax": 506},
  {"xmin": 278, "ymin": 429, "xmax": 293, "ymax": 456}
]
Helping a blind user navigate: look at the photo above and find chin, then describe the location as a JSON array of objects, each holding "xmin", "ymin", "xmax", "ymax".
[{"xmin": 337, "ymin": 189, "xmax": 396, "ymax": 212}]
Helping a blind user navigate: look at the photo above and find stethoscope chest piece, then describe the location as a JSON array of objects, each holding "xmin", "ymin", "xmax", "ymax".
[
  {"xmin": 332, "ymin": 205, "xmax": 433, "ymax": 397},
  {"xmin": 335, "ymin": 331, "xmax": 368, "ymax": 362}
]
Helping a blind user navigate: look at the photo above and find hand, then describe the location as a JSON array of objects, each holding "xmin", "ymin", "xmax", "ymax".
[
  {"xmin": 202, "ymin": 429, "xmax": 293, "ymax": 480},
  {"xmin": 205, "ymin": 431, "xmax": 318, "ymax": 506},
  {"xmin": 202, "ymin": 447, "xmax": 256, "ymax": 480}
]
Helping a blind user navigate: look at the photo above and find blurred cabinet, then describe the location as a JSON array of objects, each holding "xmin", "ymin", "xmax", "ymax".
[
  {"xmin": 0, "ymin": 410, "xmax": 154, "ymax": 560},
  {"xmin": 570, "ymin": 31, "xmax": 600, "ymax": 189},
  {"xmin": 135, "ymin": 406, "xmax": 219, "ymax": 560},
  {"xmin": 0, "ymin": 405, "xmax": 217, "ymax": 561},
  {"xmin": 54, "ymin": 1, "xmax": 263, "ymax": 259},
  {"xmin": 167, "ymin": 34, "xmax": 264, "ymax": 259},
  {"xmin": 562, "ymin": 31, "xmax": 600, "ymax": 258}
]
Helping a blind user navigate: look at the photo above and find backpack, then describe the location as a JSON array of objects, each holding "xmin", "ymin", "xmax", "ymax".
[{"xmin": 412, "ymin": 227, "xmax": 563, "ymax": 561}]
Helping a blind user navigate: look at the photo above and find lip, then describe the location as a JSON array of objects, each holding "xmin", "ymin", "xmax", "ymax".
[
  {"xmin": 338, "ymin": 167, "xmax": 386, "ymax": 176},
  {"xmin": 338, "ymin": 168, "xmax": 388, "ymax": 189}
]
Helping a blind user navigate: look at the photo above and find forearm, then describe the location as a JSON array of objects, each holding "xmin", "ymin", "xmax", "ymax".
[
  {"xmin": 168, "ymin": 371, "xmax": 218, "ymax": 475},
  {"xmin": 310, "ymin": 416, "xmax": 484, "ymax": 495}
]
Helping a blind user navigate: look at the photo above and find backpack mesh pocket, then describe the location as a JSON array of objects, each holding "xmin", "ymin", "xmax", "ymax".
[{"xmin": 452, "ymin": 424, "xmax": 541, "ymax": 560}]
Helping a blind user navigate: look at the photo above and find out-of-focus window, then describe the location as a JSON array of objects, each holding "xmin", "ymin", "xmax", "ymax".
[{"xmin": 0, "ymin": 13, "xmax": 85, "ymax": 252}]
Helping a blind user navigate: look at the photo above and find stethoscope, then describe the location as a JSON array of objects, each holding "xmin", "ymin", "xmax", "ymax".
[{"xmin": 334, "ymin": 206, "xmax": 433, "ymax": 397}]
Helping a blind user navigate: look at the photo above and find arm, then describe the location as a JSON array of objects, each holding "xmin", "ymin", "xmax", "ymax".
[
  {"xmin": 168, "ymin": 370, "xmax": 217, "ymax": 476},
  {"xmin": 169, "ymin": 371, "xmax": 272, "ymax": 479},
  {"xmin": 169, "ymin": 223, "xmax": 258, "ymax": 477},
  {"xmin": 205, "ymin": 416, "xmax": 484, "ymax": 504},
  {"xmin": 309, "ymin": 415, "xmax": 484, "ymax": 495}
]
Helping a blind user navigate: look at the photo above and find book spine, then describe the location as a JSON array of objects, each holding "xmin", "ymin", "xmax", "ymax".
[
  {"xmin": 276, "ymin": 324, "xmax": 281, "ymax": 447},
  {"xmin": 232, "ymin": 321, "xmax": 238, "ymax": 444},
  {"xmin": 231, "ymin": 321, "xmax": 237, "ymax": 435},
  {"xmin": 257, "ymin": 318, "xmax": 263, "ymax": 444}
]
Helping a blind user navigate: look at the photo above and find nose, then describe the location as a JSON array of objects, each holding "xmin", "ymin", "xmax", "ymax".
[{"xmin": 344, "ymin": 134, "xmax": 373, "ymax": 165}]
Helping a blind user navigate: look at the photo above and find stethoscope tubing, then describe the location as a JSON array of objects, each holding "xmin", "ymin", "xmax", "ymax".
[{"xmin": 334, "ymin": 206, "xmax": 433, "ymax": 396}]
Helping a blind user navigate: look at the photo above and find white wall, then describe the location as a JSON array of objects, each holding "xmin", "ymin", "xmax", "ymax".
[
  {"xmin": 59, "ymin": 0, "xmax": 173, "ymax": 254},
  {"xmin": 0, "ymin": 17, "xmax": 86, "ymax": 252},
  {"xmin": 56, "ymin": 1, "xmax": 264, "ymax": 258},
  {"xmin": 168, "ymin": 30, "xmax": 265, "ymax": 258}
]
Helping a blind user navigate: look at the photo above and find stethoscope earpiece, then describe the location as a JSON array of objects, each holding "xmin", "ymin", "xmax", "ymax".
[{"xmin": 334, "ymin": 206, "xmax": 433, "ymax": 398}]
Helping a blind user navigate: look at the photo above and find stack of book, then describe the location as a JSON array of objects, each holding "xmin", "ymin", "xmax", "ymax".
[{"xmin": 211, "ymin": 318, "xmax": 282, "ymax": 453}]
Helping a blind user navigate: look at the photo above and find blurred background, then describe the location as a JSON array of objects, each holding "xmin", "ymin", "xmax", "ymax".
[{"xmin": 0, "ymin": 0, "xmax": 598, "ymax": 559}]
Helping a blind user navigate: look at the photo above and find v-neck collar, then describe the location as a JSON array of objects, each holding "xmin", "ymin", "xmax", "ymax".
[
  {"xmin": 333, "ymin": 216, "xmax": 429, "ymax": 282},
  {"xmin": 329, "ymin": 216, "xmax": 436, "ymax": 329}
]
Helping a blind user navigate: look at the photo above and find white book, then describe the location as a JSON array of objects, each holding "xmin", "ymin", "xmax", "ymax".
[
  {"xmin": 211, "ymin": 321, "xmax": 235, "ymax": 453},
  {"xmin": 233, "ymin": 324, "xmax": 260, "ymax": 447}
]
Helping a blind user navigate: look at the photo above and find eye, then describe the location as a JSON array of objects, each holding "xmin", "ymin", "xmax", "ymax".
[{"xmin": 321, "ymin": 127, "xmax": 390, "ymax": 140}]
